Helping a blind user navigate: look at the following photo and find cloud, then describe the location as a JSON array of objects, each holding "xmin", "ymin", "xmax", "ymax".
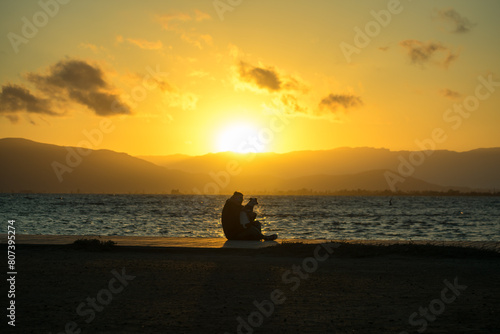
[
  {"xmin": 399, "ymin": 40, "xmax": 459, "ymax": 68},
  {"xmin": 27, "ymin": 59, "xmax": 131, "ymax": 116},
  {"xmin": 161, "ymin": 91, "xmax": 199, "ymax": 111},
  {"xmin": 439, "ymin": 88, "xmax": 462, "ymax": 100},
  {"xmin": 28, "ymin": 59, "xmax": 107, "ymax": 91},
  {"xmin": 0, "ymin": 84, "xmax": 56, "ymax": 115},
  {"xmin": 158, "ymin": 13, "xmax": 195, "ymax": 30},
  {"xmin": 125, "ymin": 38, "xmax": 163, "ymax": 50},
  {"xmin": 158, "ymin": 10, "xmax": 210, "ymax": 29},
  {"xmin": 157, "ymin": 10, "xmax": 212, "ymax": 49},
  {"xmin": 263, "ymin": 92, "xmax": 363, "ymax": 123},
  {"xmin": 238, "ymin": 61, "xmax": 282, "ymax": 92},
  {"xmin": 154, "ymin": 79, "xmax": 198, "ymax": 111},
  {"xmin": 194, "ymin": 9, "xmax": 211, "ymax": 22},
  {"xmin": 229, "ymin": 45, "xmax": 308, "ymax": 94},
  {"xmin": 79, "ymin": 42, "xmax": 99, "ymax": 52},
  {"xmin": 272, "ymin": 94, "xmax": 309, "ymax": 116},
  {"xmin": 235, "ymin": 60, "xmax": 308, "ymax": 93},
  {"xmin": 1, "ymin": 59, "xmax": 131, "ymax": 121},
  {"xmin": 180, "ymin": 33, "xmax": 213, "ymax": 49},
  {"xmin": 189, "ymin": 70, "xmax": 210, "ymax": 78},
  {"xmin": 319, "ymin": 94, "xmax": 363, "ymax": 113},
  {"xmin": 434, "ymin": 8, "xmax": 476, "ymax": 33},
  {"xmin": 4, "ymin": 114, "xmax": 19, "ymax": 123},
  {"xmin": 282, "ymin": 76, "xmax": 309, "ymax": 93}
]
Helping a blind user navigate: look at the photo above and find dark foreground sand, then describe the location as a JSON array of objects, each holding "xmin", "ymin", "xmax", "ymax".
[{"xmin": 3, "ymin": 240, "xmax": 500, "ymax": 334}]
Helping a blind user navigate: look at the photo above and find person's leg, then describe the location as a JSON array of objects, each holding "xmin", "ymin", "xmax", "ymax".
[
  {"xmin": 249, "ymin": 220, "xmax": 262, "ymax": 232},
  {"xmin": 246, "ymin": 220, "xmax": 277, "ymax": 241},
  {"xmin": 233, "ymin": 224, "xmax": 263, "ymax": 241},
  {"xmin": 231, "ymin": 221, "xmax": 277, "ymax": 241}
]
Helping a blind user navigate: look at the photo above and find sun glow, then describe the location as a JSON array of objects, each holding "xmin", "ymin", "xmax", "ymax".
[{"xmin": 216, "ymin": 123, "xmax": 267, "ymax": 153}]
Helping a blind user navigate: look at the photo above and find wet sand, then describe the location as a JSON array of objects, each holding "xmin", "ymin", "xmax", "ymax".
[{"xmin": 3, "ymin": 236, "xmax": 500, "ymax": 333}]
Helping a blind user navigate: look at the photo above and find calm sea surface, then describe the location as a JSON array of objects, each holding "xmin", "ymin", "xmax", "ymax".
[{"xmin": 1, "ymin": 194, "xmax": 499, "ymax": 241}]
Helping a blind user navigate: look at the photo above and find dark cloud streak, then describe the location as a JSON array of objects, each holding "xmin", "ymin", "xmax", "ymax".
[
  {"xmin": 28, "ymin": 59, "xmax": 130, "ymax": 116},
  {"xmin": 399, "ymin": 40, "xmax": 459, "ymax": 68},
  {"xmin": 1, "ymin": 59, "xmax": 131, "ymax": 120},
  {"xmin": 0, "ymin": 84, "xmax": 56, "ymax": 116},
  {"xmin": 238, "ymin": 61, "xmax": 282, "ymax": 92},
  {"xmin": 439, "ymin": 88, "xmax": 462, "ymax": 100},
  {"xmin": 434, "ymin": 8, "xmax": 476, "ymax": 33},
  {"xmin": 319, "ymin": 94, "xmax": 363, "ymax": 113}
]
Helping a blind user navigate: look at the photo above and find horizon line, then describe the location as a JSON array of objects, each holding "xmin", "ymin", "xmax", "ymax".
[{"xmin": 1, "ymin": 136, "xmax": 500, "ymax": 157}]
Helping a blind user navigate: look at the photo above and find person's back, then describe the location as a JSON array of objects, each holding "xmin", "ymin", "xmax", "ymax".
[{"xmin": 221, "ymin": 194, "xmax": 245, "ymax": 239}]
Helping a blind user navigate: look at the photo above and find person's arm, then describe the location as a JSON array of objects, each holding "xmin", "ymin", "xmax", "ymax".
[
  {"xmin": 243, "ymin": 199, "xmax": 257, "ymax": 222},
  {"xmin": 239, "ymin": 210, "xmax": 250, "ymax": 228}
]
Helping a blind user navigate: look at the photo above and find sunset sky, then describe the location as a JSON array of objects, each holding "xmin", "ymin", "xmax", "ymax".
[{"xmin": 1, "ymin": 0, "xmax": 499, "ymax": 156}]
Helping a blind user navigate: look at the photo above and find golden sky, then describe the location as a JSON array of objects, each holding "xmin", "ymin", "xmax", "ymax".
[{"xmin": 1, "ymin": 0, "xmax": 500, "ymax": 156}]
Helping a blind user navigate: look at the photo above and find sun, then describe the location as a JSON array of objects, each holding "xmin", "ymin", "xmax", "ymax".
[{"xmin": 216, "ymin": 122, "xmax": 267, "ymax": 153}]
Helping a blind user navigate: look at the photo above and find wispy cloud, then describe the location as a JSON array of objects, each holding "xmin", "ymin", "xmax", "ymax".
[
  {"xmin": 158, "ymin": 13, "xmax": 192, "ymax": 30},
  {"xmin": 434, "ymin": 8, "xmax": 476, "ymax": 33},
  {"xmin": 158, "ymin": 10, "xmax": 210, "ymax": 30},
  {"xmin": 271, "ymin": 94, "xmax": 309, "ymax": 116},
  {"xmin": 163, "ymin": 92, "xmax": 198, "ymax": 111},
  {"xmin": 79, "ymin": 42, "xmax": 103, "ymax": 53},
  {"xmin": 194, "ymin": 9, "xmax": 211, "ymax": 22},
  {"xmin": 230, "ymin": 46, "xmax": 360, "ymax": 122},
  {"xmin": 125, "ymin": 38, "xmax": 163, "ymax": 50},
  {"xmin": 439, "ymin": 88, "xmax": 462, "ymax": 100},
  {"xmin": 189, "ymin": 70, "xmax": 210, "ymax": 78},
  {"xmin": 180, "ymin": 33, "xmax": 213, "ymax": 49},
  {"xmin": 318, "ymin": 94, "xmax": 363, "ymax": 113},
  {"xmin": 160, "ymin": 85, "xmax": 199, "ymax": 111},
  {"xmin": 399, "ymin": 40, "xmax": 459, "ymax": 68},
  {"xmin": 263, "ymin": 92, "xmax": 363, "ymax": 122},
  {"xmin": 157, "ymin": 10, "xmax": 212, "ymax": 49}
]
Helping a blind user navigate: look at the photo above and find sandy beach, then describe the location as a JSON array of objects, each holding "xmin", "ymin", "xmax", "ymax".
[{"xmin": 3, "ymin": 236, "xmax": 500, "ymax": 333}]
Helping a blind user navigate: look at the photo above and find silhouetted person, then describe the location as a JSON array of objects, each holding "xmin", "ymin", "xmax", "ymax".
[{"xmin": 221, "ymin": 192, "xmax": 277, "ymax": 241}]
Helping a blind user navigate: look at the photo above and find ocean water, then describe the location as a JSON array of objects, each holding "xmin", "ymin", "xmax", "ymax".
[{"xmin": 1, "ymin": 194, "xmax": 499, "ymax": 241}]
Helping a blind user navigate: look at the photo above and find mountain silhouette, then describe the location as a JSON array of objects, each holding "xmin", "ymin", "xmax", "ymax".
[
  {"xmin": 2, "ymin": 138, "xmax": 498, "ymax": 194},
  {"xmin": 139, "ymin": 147, "xmax": 500, "ymax": 190},
  {"xmin": 0, "ymin": 138, "xmax": 207, "ymax": 193}
]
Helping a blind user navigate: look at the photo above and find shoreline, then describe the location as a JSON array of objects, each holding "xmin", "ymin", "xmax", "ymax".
[
  {"xmin": 4, "ymin": 235, "xmax": 500, "ymax": 333},
  {"xmin": 3, "ymin": 233, "xmax": 499, "ymax": 251}
]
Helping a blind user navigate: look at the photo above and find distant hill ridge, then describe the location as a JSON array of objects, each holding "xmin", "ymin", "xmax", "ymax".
[
  {"xmin": 139, "ymin": 146, "xmax": 500, "ymax": 190},
  {"xmin": 1, "ymin": 138, "xmax": 499, "ymax": 194}
]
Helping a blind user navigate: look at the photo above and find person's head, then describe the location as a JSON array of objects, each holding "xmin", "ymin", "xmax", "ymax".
[{"xmin": 230, "ymin": 191, "xmax": 244, "ymax": 204}]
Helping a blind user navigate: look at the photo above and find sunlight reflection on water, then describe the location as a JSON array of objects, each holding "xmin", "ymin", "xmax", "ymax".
[{"xmin": 2, "ymin": 194, "xmax": 499, "ymax": 241}]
